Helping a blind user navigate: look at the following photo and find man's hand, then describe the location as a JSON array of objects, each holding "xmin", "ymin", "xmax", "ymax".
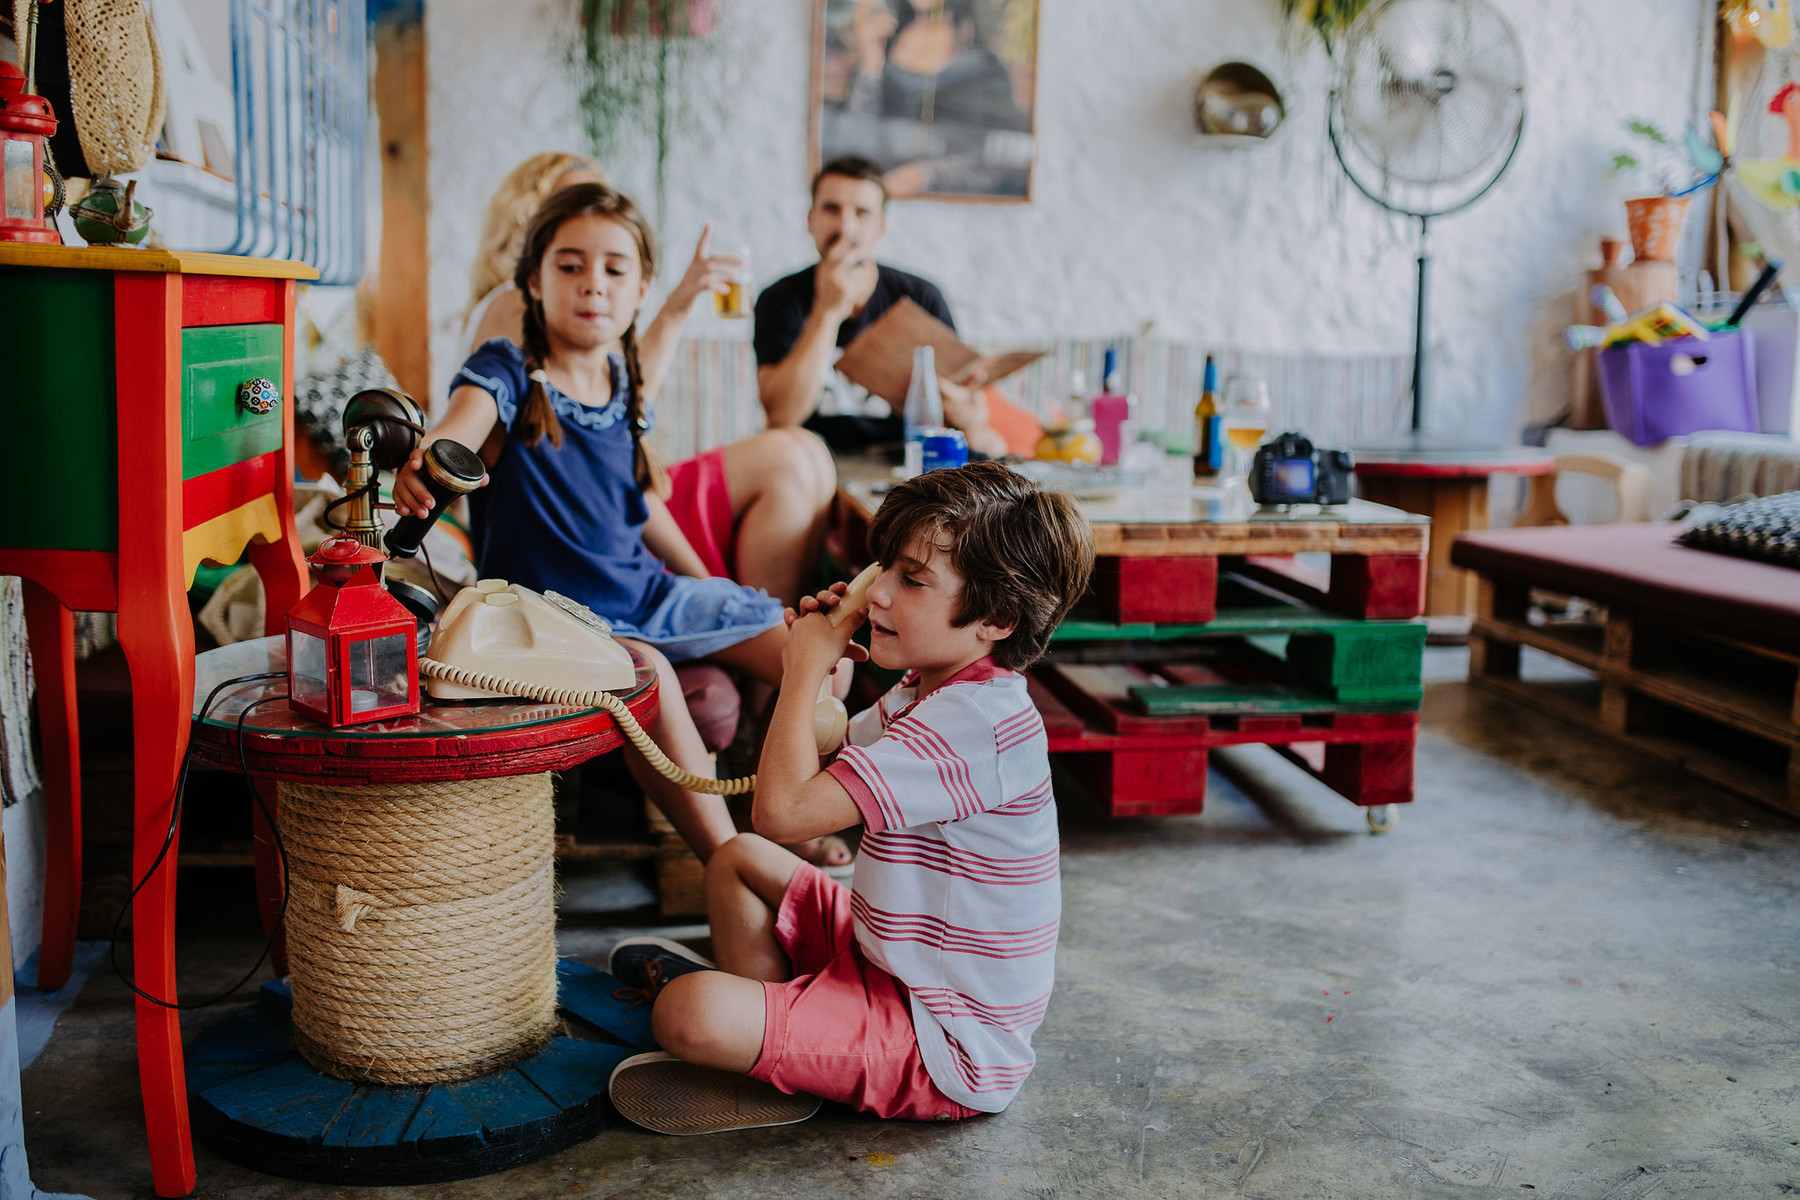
[
  {"xmin": 815, "ymin": 234, "xmax": 877, "ymax": 323},
  {"xmin": 938, "ymin": 375, "xmax": 988, "ymax": 431},
  {"xmin": 783, "ymin": 582, "xmax": 871, "ymax": 680},
  {"xmin": 937, "ymin": 376, "xmax": 1009, "ymax": 458},
  {"xmin": 665, "ymin": 222, "xmax": 743, "ymax": 315}
]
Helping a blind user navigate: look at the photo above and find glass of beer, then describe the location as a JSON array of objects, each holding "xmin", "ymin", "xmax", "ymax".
[
  {"xmin": 714, "ymin": 243, "xmax": 752, "ymax": 319},
  {"xmin": 1221, "ymin": 375, "xmax": 1270, "ymax": 492}
]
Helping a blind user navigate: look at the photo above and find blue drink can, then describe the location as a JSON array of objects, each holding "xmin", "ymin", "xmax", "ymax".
[{"xmin": 919, "ymin": 427, "xmax": 968, "ymax": 473}]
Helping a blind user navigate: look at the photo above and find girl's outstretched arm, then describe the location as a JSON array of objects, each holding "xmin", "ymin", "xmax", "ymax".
[
  {"xmin": 642, "ymin": 492, "xmax": 711, "ymax": 578},
  {"xmin": 635, "ymin": 224, "xmax": 741, "ymax": 401},
  {"xmin": 392, "ymin": 384, "xmax": 501, "ymax": 517}
]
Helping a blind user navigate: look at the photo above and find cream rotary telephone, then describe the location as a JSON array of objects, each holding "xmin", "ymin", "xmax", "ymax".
[{"xmin": 416, "ymin": 561, "xmax": 884, "ymax": 794}]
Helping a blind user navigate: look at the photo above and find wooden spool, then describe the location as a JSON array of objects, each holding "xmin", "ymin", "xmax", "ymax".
[{"xmin": 277, "ymin": 773, "xmax": 558, "ymax": 1086}]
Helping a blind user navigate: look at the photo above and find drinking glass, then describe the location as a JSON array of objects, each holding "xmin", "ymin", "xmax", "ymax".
[
  {"xmin": 1221, "ymin": 375, "xmax": 1270, "ymax": 492},
  {"xmin": 713, "ymin": 242, "xmax": 752, "ymax": 319}
]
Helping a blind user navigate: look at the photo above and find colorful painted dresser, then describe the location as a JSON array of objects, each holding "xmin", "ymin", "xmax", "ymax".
[{"xmin": 0, "ymin": 243, "xmax": 315, "ymax": 1198}]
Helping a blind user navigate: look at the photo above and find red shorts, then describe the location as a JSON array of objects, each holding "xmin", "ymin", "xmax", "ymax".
[
  {"xmin": 665, "ymin": 447, "xmax": 735, "ymax": 581},
  {"xmin": 748, "ymin": 864, "xmax": 980, "ymax": 1122}
]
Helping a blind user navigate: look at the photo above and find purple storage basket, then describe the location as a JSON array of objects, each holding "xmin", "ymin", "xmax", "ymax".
[{"xmin": 1598, "ymin": 328, "xmax": 1759, "ymax": 446}]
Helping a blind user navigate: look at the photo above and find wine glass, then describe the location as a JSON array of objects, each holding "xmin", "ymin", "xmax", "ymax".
[{"xmin": 1220, "ymin": 376, "xmax": 1271, "ymax": 495}]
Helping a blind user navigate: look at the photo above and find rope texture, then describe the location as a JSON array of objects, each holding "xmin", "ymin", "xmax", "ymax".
[
  {"xmin": 417, "ymin": 656, "xmax": 756, "ymax": 795},
  {"xmin": 278, "ymin": 774, "xmax": 558, "ymax": 1085}
]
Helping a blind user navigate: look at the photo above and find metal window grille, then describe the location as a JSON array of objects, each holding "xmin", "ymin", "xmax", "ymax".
[{"xmin": 224, "ymin": 0, "xmax": 367, "ymax": 283}]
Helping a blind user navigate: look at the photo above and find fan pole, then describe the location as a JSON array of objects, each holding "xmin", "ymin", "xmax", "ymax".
[{"xmin": 1410, "ymin": 214, "xmax": 1430, "ymax": 433}]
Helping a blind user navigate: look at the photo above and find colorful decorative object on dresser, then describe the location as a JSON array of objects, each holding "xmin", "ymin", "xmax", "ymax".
[
  {"xmin": 284, "ymin": 536, "xmax": 421, "ymax": 727},
  {"xmin": 68, "ymin": 174, "xmax": 152, "ymax": 245},
  {"xmin": 0, "ymin": 241, "xmax": 313, "ymax": 1200},
  {"xmin": 0, "ymin": 60, "xmax": 59, "ymax": 243}
]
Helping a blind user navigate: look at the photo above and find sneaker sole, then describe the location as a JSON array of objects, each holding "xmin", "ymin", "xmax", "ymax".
[
  {"xmin": 606, "ymin": 936, "xmax": 715, "ymax": 977},
  {"xmin": 609, "ymin": 1052, "xmax": 820, "ymax": 1135}
]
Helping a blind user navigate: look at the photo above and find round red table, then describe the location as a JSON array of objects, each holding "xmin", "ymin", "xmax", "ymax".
[
  {"xmin": 1353, "ymin": 446, "xmax": 1554, "ymax": 627},
  {"xmin": 184, "ymin": 635, "xmax": 663, "ymax": 1186},
  {"xmin": 189, "ymin": 634, "xmax": 660, "ymax": 782}
]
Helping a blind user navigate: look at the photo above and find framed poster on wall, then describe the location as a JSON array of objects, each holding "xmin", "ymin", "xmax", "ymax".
[{"xmin": 811, "ymin": 0, "xmax": 1039, "ymax": 202}]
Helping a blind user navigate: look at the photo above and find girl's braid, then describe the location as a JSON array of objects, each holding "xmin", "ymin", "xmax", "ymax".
[{"xmin": 620, "ymin": 322, "xmax": 670, "ymax": 497}]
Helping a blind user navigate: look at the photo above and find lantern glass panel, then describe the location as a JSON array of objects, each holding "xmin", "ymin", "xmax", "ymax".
[
  {"xmin": 349, "ymin": 632, "xmax": 410, "ymax": 714},
  {"xmin": 4, "ymin": 139, "xmax": 32, "ymax": 218},
  {"xmin": 289, "ymin": 629, "xmax": 329, "ymax": 711}
]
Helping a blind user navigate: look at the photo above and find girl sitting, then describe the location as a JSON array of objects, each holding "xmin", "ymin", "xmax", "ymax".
[{"xmin": 397, "ymin": 183, "xmax": 841, "ymax": 863}]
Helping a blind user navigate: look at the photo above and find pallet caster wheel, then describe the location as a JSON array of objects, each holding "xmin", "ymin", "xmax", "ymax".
[{"xmin": 1365, "ymin": 805, "xmax": 1399, "ymax": 835}]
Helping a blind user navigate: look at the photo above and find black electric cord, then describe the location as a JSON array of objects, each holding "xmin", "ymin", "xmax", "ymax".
[
  {"xmin": 108, "ymin": 671, "xmax": 295, "ymax": 1010},
  {"xmin": 320, "ymin": 475, "xmax": 381, "ymax": 532},
  {"xmin": 417, "ymin": 535, "xmax": 451, "ymax": 606}
]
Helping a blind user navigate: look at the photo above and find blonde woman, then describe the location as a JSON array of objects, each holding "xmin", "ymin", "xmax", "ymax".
[{"xmin": 464, "ymin": 153, "xmax": 838, "ymax": 614}]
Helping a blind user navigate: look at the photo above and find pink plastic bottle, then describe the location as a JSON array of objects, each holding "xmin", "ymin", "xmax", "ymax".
[{"xmin": 1090, "ymin": 347, "xmax": 1130, "ymax": 465}]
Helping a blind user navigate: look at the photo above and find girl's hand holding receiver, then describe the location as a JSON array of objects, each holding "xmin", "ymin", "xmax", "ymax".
[{"xmin": 391, "ymin": 446, "xmax": 487, "ymax": 518}]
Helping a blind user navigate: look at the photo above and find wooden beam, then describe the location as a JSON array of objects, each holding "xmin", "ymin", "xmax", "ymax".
[{"xmin": 372, "ymin": 1, "xmax": 430, "ymax": 407}]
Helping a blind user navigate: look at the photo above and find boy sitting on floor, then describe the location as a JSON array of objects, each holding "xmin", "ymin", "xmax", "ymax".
[{"xmin": 606, "ymin": 461, "xmax": 1095, "ymax": 1132}]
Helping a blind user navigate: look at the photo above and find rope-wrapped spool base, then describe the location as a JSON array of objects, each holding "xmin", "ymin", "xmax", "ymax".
[{"xmin": 278, "ymin": 774, "xmax": 558, "ymax": 1086}]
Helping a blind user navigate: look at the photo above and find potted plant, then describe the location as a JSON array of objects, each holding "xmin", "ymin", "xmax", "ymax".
[
  {"xmin": 568, "ymin": 0, "xmax": 725, "ymax": 224},
  {"xmin": 1611, "ymin": 120, "xmax": 1698, "ymax": 262}
]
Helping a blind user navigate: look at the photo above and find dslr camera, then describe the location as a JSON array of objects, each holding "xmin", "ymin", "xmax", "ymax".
[{"xmin": 1249, "ymin": 432, "xmax": 1355, "ymax": 506}]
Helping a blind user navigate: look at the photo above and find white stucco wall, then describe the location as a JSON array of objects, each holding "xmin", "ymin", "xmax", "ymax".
[{"xmin": 426, "ymin": 0, "xmax": 1710, "ymax": 442}]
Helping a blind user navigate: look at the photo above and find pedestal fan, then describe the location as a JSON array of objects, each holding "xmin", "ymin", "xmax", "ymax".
[{"xmin": 1328, "ymin": 0, "xmax": 1527, "ymax": 439}]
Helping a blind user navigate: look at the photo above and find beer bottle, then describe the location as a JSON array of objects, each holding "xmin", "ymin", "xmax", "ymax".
[{"xmin": 1194, "ymin": 354, "xmax": 1224, "ymax": 479}]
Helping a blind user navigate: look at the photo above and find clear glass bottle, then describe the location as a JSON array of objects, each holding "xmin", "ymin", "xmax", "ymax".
[{"xmin": 901, "ymin": 344, "xmax": 942, "ymax": 478}]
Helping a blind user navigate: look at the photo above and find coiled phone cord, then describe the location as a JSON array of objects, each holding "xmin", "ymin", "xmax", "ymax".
[{"xmin": 416, "ymin": 656, "xmax": 758, "ymax": 795}]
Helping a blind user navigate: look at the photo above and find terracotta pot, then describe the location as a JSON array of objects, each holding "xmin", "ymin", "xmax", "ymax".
[{"xmin": 1624, "ymin": 195, "xmax": 1690, "ymax": 262}]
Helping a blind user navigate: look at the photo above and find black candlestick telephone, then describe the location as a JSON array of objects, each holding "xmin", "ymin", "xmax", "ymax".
[{"xmin": 328, "ymin": 389, "xmax": 880, "ymax": 790}]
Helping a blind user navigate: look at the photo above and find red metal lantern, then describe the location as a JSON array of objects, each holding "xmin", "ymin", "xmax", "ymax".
[
  {"xmin": 0, "ymin": 60, "xmax": 58, "ymax": 244},
  {"xmin": 285, "ymin": 536, "xmax": 421, "ymax": 727}
]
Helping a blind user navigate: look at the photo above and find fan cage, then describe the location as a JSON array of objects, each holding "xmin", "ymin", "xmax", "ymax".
[{"xmin": 1331, "ymin": 0, "xmax": 1525, "ymax": 220}]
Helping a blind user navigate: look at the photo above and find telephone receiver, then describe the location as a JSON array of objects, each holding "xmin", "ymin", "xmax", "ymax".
[{"xmin": 418, "ymin": 566, "xmax": 883, "ymax": 787}]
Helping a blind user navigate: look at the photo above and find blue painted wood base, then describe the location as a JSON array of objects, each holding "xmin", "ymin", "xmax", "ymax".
[{"xmin": 187, "ymin": 960, "xmax": 656, "ymax": 1185}]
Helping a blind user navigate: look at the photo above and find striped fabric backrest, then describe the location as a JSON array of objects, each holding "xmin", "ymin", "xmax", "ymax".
[{"xmin": 650, "ymin": 332, "xmax": 1414, "ymax": 461}]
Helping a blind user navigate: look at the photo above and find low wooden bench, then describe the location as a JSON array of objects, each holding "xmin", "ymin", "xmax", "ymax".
[{"xmin": 1451, "ymin": 523, "xmax": 1800, "ymax": 817}]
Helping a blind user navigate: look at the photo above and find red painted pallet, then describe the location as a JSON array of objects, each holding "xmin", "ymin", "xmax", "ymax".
[{"xmin": 1029, "ymin": 672, "xmax": 1417, "ymax": 820}]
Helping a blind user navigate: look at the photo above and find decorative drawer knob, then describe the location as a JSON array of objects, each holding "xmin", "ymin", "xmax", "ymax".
[{"xmin": 239, "ymin": 377, "xmax": 280, "ymax": 415}]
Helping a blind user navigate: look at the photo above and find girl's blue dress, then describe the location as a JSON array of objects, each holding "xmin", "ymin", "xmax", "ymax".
[{"xmin": 456, "ymin": 339, "xmax": 782, "ymax": 661}]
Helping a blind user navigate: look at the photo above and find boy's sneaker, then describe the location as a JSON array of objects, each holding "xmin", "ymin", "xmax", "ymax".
[
  {"xmin": 607, "ymin": 937, "xmax": 715, "ymax": 1007},
  {"xmin": 609, "ymin": 1051, "xmax": 821, "ymax": 1135}
]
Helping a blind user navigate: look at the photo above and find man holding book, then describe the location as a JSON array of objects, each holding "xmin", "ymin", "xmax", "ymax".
[{"xmin": 754, "ymin": 156, "xmax": 1008, "ymax": 457}]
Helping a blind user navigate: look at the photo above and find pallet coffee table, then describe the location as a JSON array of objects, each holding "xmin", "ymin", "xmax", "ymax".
[{"xmin": 831, "ymin": 458, "xmax": 1431, "ymax": 831}]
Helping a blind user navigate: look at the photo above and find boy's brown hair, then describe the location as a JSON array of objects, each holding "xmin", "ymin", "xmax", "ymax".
[{"xmin": 867, "ymin": 461, "xmax": 1095, "ymax": 670}]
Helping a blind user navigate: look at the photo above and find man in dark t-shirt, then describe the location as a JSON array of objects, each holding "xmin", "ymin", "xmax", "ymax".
[{"xmin": 754, "ymin": 156, "xmax": 1004, "ymax": 454}]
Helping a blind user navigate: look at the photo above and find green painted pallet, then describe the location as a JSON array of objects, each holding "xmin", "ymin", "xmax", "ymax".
[{"xmin": 1129, "ymin": 681, "xmax": 1422, "ymax": 717}]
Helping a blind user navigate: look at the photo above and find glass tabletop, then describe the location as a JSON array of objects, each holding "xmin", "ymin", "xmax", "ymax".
[
  {"xmin": 192, "ymin": 637, "xmax": 654, "ymax": 740},
  {"xmin": 835, "ymin": 453, "xmax": 1427, "ymax": 526}
]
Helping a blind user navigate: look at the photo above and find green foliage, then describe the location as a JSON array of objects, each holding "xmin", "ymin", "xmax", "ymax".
[
  {"xmin": 1280, "ymin": 0, "xmax": 1375, "ymax": 54},
  {"xmin": 568, "ymin": 0, "xmax": 726, "ymax": 224},
  {"xmin": 1626, "ymin": 120, "xmax": 1673, "ymax": 146},
  {"xmin": 1613, "ymin": 118, "xmax": 1683, "ymax": 193}
]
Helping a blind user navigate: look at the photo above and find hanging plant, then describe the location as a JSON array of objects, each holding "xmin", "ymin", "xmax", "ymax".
[
  {"xmin": 569, "ymin": 0, "xmax": 726, "ymax": 224},
  {"xmin": 1281, "ymin": 0, "xmax": 1374, "ymax": 56}
]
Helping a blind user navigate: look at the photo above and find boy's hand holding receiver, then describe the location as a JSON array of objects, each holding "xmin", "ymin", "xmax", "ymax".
[{"xmin": 782, "ymin": 581, "xmax": 871, "ymax": 681}]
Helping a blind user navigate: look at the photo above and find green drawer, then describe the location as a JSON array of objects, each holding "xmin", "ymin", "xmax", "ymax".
[{"xmin": 182, "ymin": 324, "xmax": 284, "ymax": 480}]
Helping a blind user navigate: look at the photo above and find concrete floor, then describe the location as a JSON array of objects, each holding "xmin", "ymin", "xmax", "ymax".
[{"xmin": 20, "ymin": 649, "xmax": 1800, "ymax": 1199}]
